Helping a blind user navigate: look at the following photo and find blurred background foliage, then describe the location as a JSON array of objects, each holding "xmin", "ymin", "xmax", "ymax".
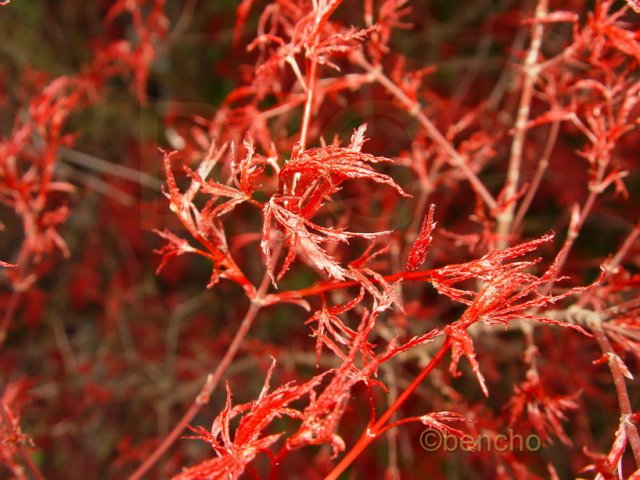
[{"xmin": 1, "ymin": 1, "xmax": 638, "ymax": 478}]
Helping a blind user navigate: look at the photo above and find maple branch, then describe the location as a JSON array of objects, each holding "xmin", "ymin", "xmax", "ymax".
[
  {"xmin": 381, "ymin": 362, "xmax": 401, "ymax": 480},
  {"xmin": 268, "ymin": 268, "xmax": 437, "ymax": 303},
  {"xmin": 540, "ymin": 153, "xmax": 610, "ymax": 296},
  {"xmin": 605, "ymin": 221, "xmax": 640, "ymax": 278},
  {"xmin": 511, "ymin": 119, "xmax": 559, "ymax": 234},
  {"xmin": 165, "ymin": 0, "xmax": 197, "ymax": 47},
  {"xmin": 577, "ymin": 221, "xmax": 640, "ymax": 308},
  {"xmin": 254, "ymin": 74, "xmax": 374, "ymax": 122},
  {"xmin": 588, "ymin": 312, "xmax": 640, "ymax": 466},
  {"xmin": 325, "ymin": 336, "xmax": 452, "ymax": 480},
  {"xmin": 128, "ymin": 242, "xmax": 282, "ymax": 480},
  {"xmin": 351, "ymin": 52, "xmax": 497, "ymax": 211},
  {"xmin": 299, "ymin": 58, "xmax": 318, "ymax": 151},
  {"xmin": 496, "ymin": 0, "xmax": 548, "ymax": 248},
  {"xmin": 59, "ymin": 147, "xmax": 163, "ymax": 190}
]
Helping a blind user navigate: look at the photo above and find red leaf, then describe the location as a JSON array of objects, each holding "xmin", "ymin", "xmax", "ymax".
[
  {"xmin": 406, "ymin": 204, "xmax": 436, "ymax": 271},
  {"xmin": 153, "ymin": 229, "xmax": 196, "ymax": 275},
  {"xmin": 445, "ymin": 325, "xmax": 489, "ymax": 396},
  {"xmin": 261, "ymin": 198, "xmax": 390, "ymax": 284}
]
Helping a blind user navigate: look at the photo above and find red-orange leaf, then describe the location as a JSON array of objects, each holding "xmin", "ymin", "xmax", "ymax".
[{"xmin": 406, "ymin": 204, "xmax": 436, "ymax": 271}]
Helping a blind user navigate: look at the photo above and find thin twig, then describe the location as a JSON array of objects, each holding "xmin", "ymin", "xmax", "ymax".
[
  {"xmin": 128, "ymin": 243, "xmax": 282, "ymax": 480},
  {"xmin": 511, "ymin": 119, "xmax": 559, "ymax": 234},
  {"xmin": 59, "ymin": 147, "xmax": 163, "ymax": 190},
  {"xmin": 268, "ymin": 268, "xmax": 437, "ymax": 304},
  {"xmin": 540, "ymin": 154, "xmax": 610, "ymax": 296},
  {"xmin": 299, "ymin": 58, "xmax": 318, "ymax": 152},
  {"xmin": 165, "ymin": 0, "xmax": 197, "ymax": 47},
  {"xmin": 56, "ymin": 162, "xmax": 137, "ymax": 206},
  {"xmin": 605, "ymin": 221, "xmax": 640, "ymax": 278},
  {"xmin": 352, "ymin": 53, "xmax": 497, "ymax": 211},
  {"xmin": 496, "ymin": 0, "xmax": 548, "ymax": 248},
  {"xmin": 589, "ymin": 313, "xmax": 640, "ymax": 466}
]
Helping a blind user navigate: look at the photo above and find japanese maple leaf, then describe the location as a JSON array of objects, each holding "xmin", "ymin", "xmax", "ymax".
[
  {"xmin": 262, "ymin": 125, "xmax": 408, "ymax": 284},
  {"xmin": 406, "ymin": 203, "xmax": 436, "ymax": 271},
  {"xmin": 288, "ymin": 286, "xmax": 403, "ymax": 457},
  {"xmin": 155, "ymin": 147, "xmax": 253, "ymax": 291},
  {"xmin": 174, "ymin": 361, "xmax": 324, "ymax": 480},
  {"xmin": 279, "ymin": 124, "xmax": 409, "ymax": 217},
  {"xmin": 285, "ymin": 344, "xmax": 369, "ymax": 458},
  {"xmin": 305, "ymin": 289, "xmax": 366, "ymax": 365},
  {"xmin": 262, "ymin": 197, "xmax": 390, "ymax": 283},
  {"xmin": 434, "ymin": 234, "xmax": 593, "ymax": 395},
  {"xmin": 506, "ymin": 371, "xmax": 581, "ymax": 446}
]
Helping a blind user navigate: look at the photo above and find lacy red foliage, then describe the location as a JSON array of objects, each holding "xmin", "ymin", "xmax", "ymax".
[{"xmin": 1, "ymin": 0, "xmax": 640, "ymax": 479}]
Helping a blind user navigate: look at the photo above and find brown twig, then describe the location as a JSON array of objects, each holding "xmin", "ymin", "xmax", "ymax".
[
  {"xmin": 128, "ymin": 243, "xmax": 282, "ymax": 480},
  {"xmin": 588, "ymin": 312, "xmax": 640, "ymax": 466},
  {"xmin": 299, "ymin": 58, "xmax": 318, "ymax": 152},
  {"xmin": 496, "ymin": 0, "xmax": 548, "ymax": 248},
  {"xmin": 511, "ymin": 119, "xmax": 560, "ymax": 234},
  {"xmin": 352, "ymin": 52, "xmax": 498, "ymax": 211}
]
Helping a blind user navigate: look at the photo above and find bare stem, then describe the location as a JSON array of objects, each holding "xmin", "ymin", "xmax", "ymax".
[
  {"xmin": 128, "ymin": 244, "xmax": 282, "ymax": 480},
  {"xmin": 59, "ymin": 147, "xmax": 163, "ymax": 190},
  {"xmin": 352, "ymin": 53, "xmax": 497, "ymax": 211},
  {"xmin": 590, "ymin": 316, "xmax": 640, "ymax": 466},
  {"xmin": 496, "ymin": 0, "xmax": 547, "ymax": 248},
  {"xmin": 511, "ymin": 119, "xmax": 559, "ymax": 234},
  {"xmin": 578, "ymin": 220, "xmax": 640, "ymax": 308},
  {"xmin": 299, "ymin": 59, "xmax": 318, "ymax": 152},
  {"xmin": 605, "ymin": 221, "xmax": 640, "ymax": 278},
  {"xmin": 165, "ymin": 0, "xmax": 197, "ymax": 47},
  {"xmin": 541, "ymin": 153, "xmax": 609, "ymax": 296}
]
